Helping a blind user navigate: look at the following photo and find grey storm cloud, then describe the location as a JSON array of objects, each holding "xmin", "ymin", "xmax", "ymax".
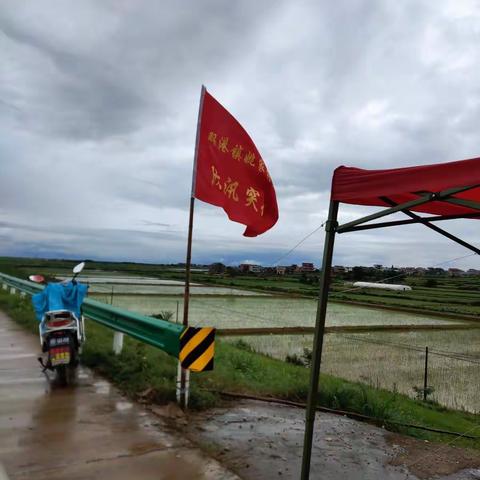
[{"xmin": 1, "ymin": 0, "xmax": 480, "ymax": 269}]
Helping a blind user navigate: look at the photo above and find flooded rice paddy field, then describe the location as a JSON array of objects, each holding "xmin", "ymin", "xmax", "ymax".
[
  {"xmin": 89, "ymin": 277, "xmax": 479, "ymax": 412},
  {"xmin": 91, "ymin": 293, "xmax": 467, "ymax": 328},
  {"xmin": 228, "ymin": 330, "xmax": 480, "ymax": 413},
  {"xmin": 89, "ymin": 284, "xmax": 266, "ymax": 296},
  {"xmin": 58, "ymin": 275, "xmax": 198, "ymax": 286},
  {"xmin": 61, "ymin": 275, "xmax": 266, "ymax": 296}
]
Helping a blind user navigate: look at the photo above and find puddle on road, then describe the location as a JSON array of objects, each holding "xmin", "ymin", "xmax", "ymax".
[
  {"xmin": 0, "ymin": 346, "xmax": 24, "ymax": 352},
  {"xmin": 93, "ymin": 380, "xmax": 111, "ymax": 395},
  {"xmin": 0, "ymin": 377, "xmax": 45, "ymax": 385},
  {"xmin": 116, "ymin": 401, "xmax": 133, "ymax": 412},
  {"xmin": 0, "ymin": 328, "xmax": 25, "ymax": 334},
  {"xmin": 0, "ymin": 353, "xmax": 36, "ymax": 361}
]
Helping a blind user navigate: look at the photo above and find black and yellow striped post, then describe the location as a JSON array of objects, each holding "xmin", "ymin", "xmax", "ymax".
[{"xmin": 179, "ymin": 326, "xmax": 216, "ymax": 372}]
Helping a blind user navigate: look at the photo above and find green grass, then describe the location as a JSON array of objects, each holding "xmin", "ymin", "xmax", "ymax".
[
  {"xmin": 1, "ymin": 289, "xmax": 479, "ymax": 449},
  {"xmin": 330, "ymin": 290, "xmax": 480, "ymax": 317}
]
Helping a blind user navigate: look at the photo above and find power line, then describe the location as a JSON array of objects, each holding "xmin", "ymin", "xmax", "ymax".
[
  {"xmin": 270, "ymin": 221, "xmax": 326, "ymax": 267},
  {"xmin": 265, "ymin": 217, "xmax": 478, "ymax": 279}
]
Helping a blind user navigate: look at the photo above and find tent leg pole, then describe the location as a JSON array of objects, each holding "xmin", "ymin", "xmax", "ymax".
[{"xmin": 300, "ymin": 200, "xmax": 338, "ymax": 480}]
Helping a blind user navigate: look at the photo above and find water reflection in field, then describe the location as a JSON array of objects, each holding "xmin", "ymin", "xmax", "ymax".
[
  {"xmin": 91, "ymin": 293, "xmax": 465, "ymax": 328},
  {"xmin": 89, "ymin": 285, "xmax": 266, "ymax": 296}
]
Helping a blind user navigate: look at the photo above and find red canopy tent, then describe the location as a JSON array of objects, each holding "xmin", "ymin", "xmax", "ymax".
[
  {"xmin": 333, "ymin": 157, "xmax": 480, "ymax": 217},
  {"xmin": 301, "ymin": 157, "xmax": 480, "ymax": 480}
]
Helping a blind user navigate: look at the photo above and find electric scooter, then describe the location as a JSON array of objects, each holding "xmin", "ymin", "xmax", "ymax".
[{"xmin": 30, "ymin": 262, "xmax": 88, "ymax": 385}]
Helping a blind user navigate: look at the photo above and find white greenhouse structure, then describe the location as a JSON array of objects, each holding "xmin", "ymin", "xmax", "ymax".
[{"xmin": 352, "ymin": 282, "xmax": 412, "ymax": 291}]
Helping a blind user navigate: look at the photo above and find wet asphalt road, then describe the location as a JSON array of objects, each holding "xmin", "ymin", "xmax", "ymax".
[{"xmin": 0, "ymin": 311, "xmax": 239, "ymax": 480}]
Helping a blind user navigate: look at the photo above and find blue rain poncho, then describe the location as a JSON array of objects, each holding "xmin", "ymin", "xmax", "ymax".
[{"xmin": 31, "ymin": 281, "xmax": 88, "ymax": 322}]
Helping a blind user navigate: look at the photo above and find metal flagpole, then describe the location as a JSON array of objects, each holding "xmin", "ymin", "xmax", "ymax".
[
  {"xmin": 179, "ymin": 195, "xmax": 195, "ymax": 408},
  {"xmin": 300, "ymin": 199, "xmax": 339, "ymax": 480},
  {"xmin": 178, "ymin": 85, "xmax": 206, "ymax": 409}
]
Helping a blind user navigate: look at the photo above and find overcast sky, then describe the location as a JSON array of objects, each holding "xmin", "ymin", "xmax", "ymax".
[{"xmin": 1, "ymin": 0, "xmax": 480, "ymax": 269}]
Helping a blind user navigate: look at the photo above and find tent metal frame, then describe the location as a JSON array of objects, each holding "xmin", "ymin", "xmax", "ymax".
[{"xmin": 300, "ymin": 183, "xmax": 480, "ymax": 479}]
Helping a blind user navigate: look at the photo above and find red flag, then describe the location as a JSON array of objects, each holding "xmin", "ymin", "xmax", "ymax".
[{"xmin": 194, "ymin": 88, "xmax": 278, "ymax": 237}]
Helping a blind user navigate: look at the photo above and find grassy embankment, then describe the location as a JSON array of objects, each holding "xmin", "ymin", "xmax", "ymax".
[{"xmin": 1, "ymin": 289, "xmax": 479, "ymax": 450}]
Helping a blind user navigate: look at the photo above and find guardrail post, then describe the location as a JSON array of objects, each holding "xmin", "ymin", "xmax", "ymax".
[
  {"xmin": 176, "ymin": 362, "xmax": 190, "ymax": 404},
  {"xmin": 19, "ymin": 291, "xmax": 26, "ymax": 298},
  {"xmin": 113, "ymin": 332, "xmax": 124, "ymax": 355},
  {"xmin": 2, "ymin": 283, "xmax": 7, "ymax": 290},
  {"xmin": 9, "ymin": 287, "xmax": 16, "ymax": 295}
]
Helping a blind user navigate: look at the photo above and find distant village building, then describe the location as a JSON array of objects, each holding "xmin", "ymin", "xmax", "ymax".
[
  {"xmin": 300, "ymin": 262, "xmax": 315, "ymax": 272},
  {"xmin": 448, "ymin": 268, "xmax": 465, "ymax": 277},
  {"xmin": 467, "ymin": 269, "xmax": 480, "ymax": 276},
  {"xmin": 239, "ymin": 263, "xmax": 262, "ymax": 273},
  {"xmin": 276, "ymin": 266, "xmax": 287, "ymax": 275}
]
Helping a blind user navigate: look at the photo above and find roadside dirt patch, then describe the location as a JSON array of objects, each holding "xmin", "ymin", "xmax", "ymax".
[
  {"xmin": 185, "ymin": 399, "xmax": 480, "ymax": 480},
  {"xmin": 387, "ymin": 433, "xmax": 480, "ymax": 479}
]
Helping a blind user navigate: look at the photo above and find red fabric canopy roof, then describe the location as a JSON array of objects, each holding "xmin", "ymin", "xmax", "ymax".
[{"xmin": 331, "ymin": 157, "xmax": 480, "ymax": 217}]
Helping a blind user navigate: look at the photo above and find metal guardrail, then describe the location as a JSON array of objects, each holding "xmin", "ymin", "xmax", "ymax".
[
  {"xmin": 0, "ymin": 273, "xmax": 43, "ymax": 295},
  {"xmin": 0, "ymin": 272, "xmax": 184, "ymax": 358},
  {"xmin": 83, "ymin": 299, "xmax": 183, "ymax": 357}
]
